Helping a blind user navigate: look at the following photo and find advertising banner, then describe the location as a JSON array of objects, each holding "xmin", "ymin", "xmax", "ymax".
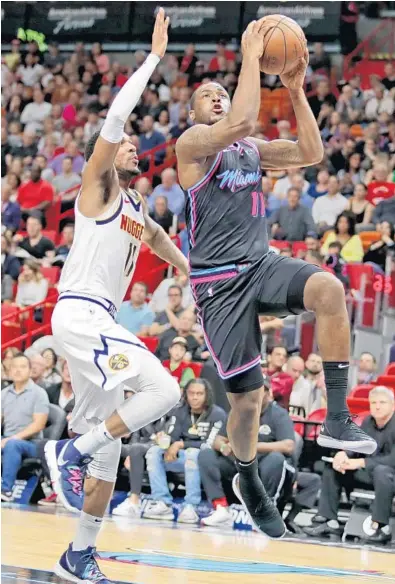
[
  {"xmin": 131, "ymin": 2, "xmax": 241, "ymax": 40},
  {"xmin": 28, "ymin": 2, "xmax": 131, "ymax": 38},
  {"xmin": 1, "ymin": 2, "xmax": 27, "ymax": 41},
  {"xmin": 243, "ymin": 2, "xmax": 340, "ymax": 39}
]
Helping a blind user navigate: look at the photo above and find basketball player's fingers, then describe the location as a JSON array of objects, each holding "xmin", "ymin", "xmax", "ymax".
[
  {"xmin": 155, "ymin": 7, "xmax": 165, "ymax": 29},
  {"xmin": 252, "ymin": 18, "xmax": 263, "ymax": 34},
  {"xmin": 164, "ymin": 16, "xmax": 170, "ymax": 30},
  {"xmin": 245, "ymin": 20, "xmax": 256, "ymax": 36}
]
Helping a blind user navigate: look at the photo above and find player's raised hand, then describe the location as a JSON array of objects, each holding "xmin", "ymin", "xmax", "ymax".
[
  {"xmin": 241, "ymin": 19, "xmax": 266, "ymax": 61},
  {"xmin": 280, "ymin": 47, "xmax": 309, "ymax": 91},
  {"xmin": 151, "ymin": 7, "xmax": 170, "ymax": 59}
]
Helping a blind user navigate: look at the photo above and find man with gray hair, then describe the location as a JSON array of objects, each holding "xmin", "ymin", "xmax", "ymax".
[
  {"xmin": 306, "ymin": 386, "xmax": 395, "ymax": 543},
  {"xmin": 149, "ymin": 167, "xmax": 185, "ymax": 216}
]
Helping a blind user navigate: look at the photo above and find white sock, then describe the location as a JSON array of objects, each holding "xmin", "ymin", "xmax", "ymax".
[
  {"xmin": 73, "ymin": 422, "xmax": 115, "ymax": 456},
  {"xmin": 328, "ymin": 519, "xmax": 339, "ymax": 529},
  {"xmin": 72, "ymin": 511, "xmax": 103, "ymax": 551}
]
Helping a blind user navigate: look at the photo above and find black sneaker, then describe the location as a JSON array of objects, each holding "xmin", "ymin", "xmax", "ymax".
[
  {"xmin": 232, "ymin": 473, "xmax": 286, "ymax": 539},
  {"xmin": 304, "ymin": 521, "xmax": 341, "ymax": 538},
  {"xmin": 317, "ymin": 417, "xmax": 377, "ymax": 454}
]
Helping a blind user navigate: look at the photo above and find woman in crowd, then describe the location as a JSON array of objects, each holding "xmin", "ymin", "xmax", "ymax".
[
  {"xmin": 307, "ymin": 169, "xmax": 330, "ymax": 199},
  {"xmin": 15, "ymin": 260, "xmax": 48, "ymax": 309},
  {"xmin": 363, "ymin": 221, "xmax": 395, "ymax": 273},
  {"xmin": 42, "ymin": 347, "xmax": 62, "ymax": 385},
  {"xmin": 338, "ymin": 152, "xmax": 366, "ymax": 185},
  {"xmin": 154, "ymin": 109, "xmax": 171, "ymax": 137},
  {"xmin": 346, "ymin": 183, "xmax": 374, "ymax": 226},
  {"xmin": 2, "ymin": 346, "xmax": 20, "ymax": 385},
  {"xmin": 321, "ymin": 212, "xmax": 364, "ymax": 263}
]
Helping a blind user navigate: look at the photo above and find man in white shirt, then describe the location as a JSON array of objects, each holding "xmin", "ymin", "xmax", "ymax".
[
  {"xmin": 312, "ymin": 176, "xmax": 348, "ymax": 230},
  {"xmin": 17, "ymin": 54, "xmax": 44, "ymax": 87},
  {"xmin": 365, "ymin": 85, "xmax": 394, "ymax": 121},
  {"xmin": 20, "ymin": 88, "xmax": 52, "ymax": 134},
  {"xmin": 273, "ymin": 168, "xmax": 310, "ymax": 200}
]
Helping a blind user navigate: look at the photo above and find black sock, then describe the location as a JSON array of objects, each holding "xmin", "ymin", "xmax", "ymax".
[{"xmin": 323, "ymin": 361, "xmax": 349, "ymax": 420}]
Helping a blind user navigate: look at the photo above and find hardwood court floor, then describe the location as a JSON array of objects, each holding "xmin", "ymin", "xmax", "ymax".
[{"xmin": 2, "ymin": 507, "xmax": 395, "ymax": 584}]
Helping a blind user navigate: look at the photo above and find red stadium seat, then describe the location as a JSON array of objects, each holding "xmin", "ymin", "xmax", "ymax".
[
  {"xmin": 348, "ymin": 384, "xmax": 376, "ymax": 399},
  {"xmin": 375, "ymin": 375, "xmax": 395, "ymax": 389},
  {"xmin": 188, "ymin": 362, "xmax": 203, "ymax": 378},
  {"xmin": 269, "ymin": 240, "xmax": 291, "ymax": 251},
  {"xmin": 292, "ymin": 242, "xmax": 307, "ymax": 257},
  {"xmin": 347, "ymin": 397, "xmax": 370, "ymax": 414},
  {"xmin": 385, "ymin": 363, "xmax": 395, "ymax": 376},
  {"xmin": 305, "ymin": 408, "xmax": 327, "ymax": 441},
  {"xmin": 42, "ymin": 230, "xmax": 57, "ymax": 243},
  {"xmin": 138, "ymin": 336, "xmax": 159, "ymax": 353},
  {"xmin": 1, "ymin": 304, "xmax": 18, "ymax": 322},
  {"xmin": 1, "ymin": 322, "xmax": 22, "ymax": 350},
  {"xmin": 41, "ymin": 267, "xmax": 61, "ymax": 286},
  {"xmin": 290, "ymin": 414, "xmax": 305, "ymax": 437}
]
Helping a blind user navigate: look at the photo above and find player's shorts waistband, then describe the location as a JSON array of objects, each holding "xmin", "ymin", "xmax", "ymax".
[
  {"xmin": 58, "ymin": 292, "xmax": 117, "ymax": 320},
  {"xmin": 190, "ymin": 263, "xmax": 251, "ymax": 283}
]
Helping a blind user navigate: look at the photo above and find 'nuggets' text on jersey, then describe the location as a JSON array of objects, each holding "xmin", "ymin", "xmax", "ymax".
[
  {"xmin": 184, "ymin": 139, "xmax": 268, "ymax": 270},
  {"xmin": 59, "ymin": 189, "xmax": 144, "ymax": 309}
]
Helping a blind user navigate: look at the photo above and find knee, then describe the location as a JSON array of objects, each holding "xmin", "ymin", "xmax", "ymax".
[
  {"xmin": 372, "ymin": 464, "xmax": 392, "ymax": 485},
  {"xmin": 130, "ymin": 443, "xmax": 147, "ymax": 457},
  {"xmin": 229, "ymin": 390, "xmax": 262, "ymax": 425},
  {"xmin": 3, "ymin": 439, "xmax": 21, "ymax": 455},
  {"xmin": 163, "ymin": 374, "xmax": 181, "ymax": 410},
  {"xmin": 305, "ymin": 272, "xmax": 345, "ymax": 314},
  {"xmin": 146, "ymin": 445, "xmax": 164, "ymax": 466},
  {"xmin": 185, "ymin": 448, "xmax": 199, "ymax": 470},
  {"xmin": 262, "ymin": 451, "xmax": 286, "ymax": 471}
]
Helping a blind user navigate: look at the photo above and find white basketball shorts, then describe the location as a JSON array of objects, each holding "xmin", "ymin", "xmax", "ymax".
[{"xmin": 52, "ymin": 292, "xmax": 166, "ymax": 434}]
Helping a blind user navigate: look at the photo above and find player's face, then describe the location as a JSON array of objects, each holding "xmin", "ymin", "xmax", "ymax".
[
  {"xmin": 114, "ymin": 137, "xmax": 139, "ymax": 174},
  {"xmin": 190, "ymin": 83, "xmax": 231, "ymax": 126}
]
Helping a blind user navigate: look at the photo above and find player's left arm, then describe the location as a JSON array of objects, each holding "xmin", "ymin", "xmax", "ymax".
[
  {"xmin": 141, "ymin": 200, "xmax": 189, "ymax": 277},
  {"xmin": 249, "ymin": 49, "xmax": 324, "ymax": 169}
]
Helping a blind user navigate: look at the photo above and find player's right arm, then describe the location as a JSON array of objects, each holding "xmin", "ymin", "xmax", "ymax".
[
  {"xmin": 176, "ymin": 20, "xmax": 265, "ymax": 163},
  {"xmin": 80, "ymin": 9, "xmax": 169, "ymax": 216}
]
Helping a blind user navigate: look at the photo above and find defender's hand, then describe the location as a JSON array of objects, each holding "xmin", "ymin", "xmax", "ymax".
[
  {"xmin": 241, "ymin": 19, "xmax": 266, "ymax": 61},
  {"xmin": 151, "ymin": 7, "xmax": 170, "ymax": 59},
  {"xmin": 280, "ymin": 48, "xmax": 309, "ymax": 91}
]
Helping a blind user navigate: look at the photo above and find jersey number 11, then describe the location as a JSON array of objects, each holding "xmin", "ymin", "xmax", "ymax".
[{"xmin": 124, "ymin": 242, "xmax": 138, "ymax": 277}]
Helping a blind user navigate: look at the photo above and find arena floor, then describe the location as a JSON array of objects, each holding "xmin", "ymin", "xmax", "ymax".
[{"xmin": 2, "ymin": 506, "xmax": 395, "ymax": 584}]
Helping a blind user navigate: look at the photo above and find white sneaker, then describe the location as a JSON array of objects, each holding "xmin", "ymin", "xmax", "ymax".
[
  {"xmin": 177, "ymin": 504, "xmax": 199, "ymax": 524},
  {"xmin": 201, "ymin": 505, "xmax": 233, "ymax": 527},
  {"xmin": 143, "ymin": 501, "xmax": 174, "ymax": 520},
  {"xmin": 112, "ymin": 498, "xmax": 141, "ymax": 517}
]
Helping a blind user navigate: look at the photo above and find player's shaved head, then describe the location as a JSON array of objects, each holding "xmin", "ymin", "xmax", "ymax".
[{"xmin": 190, "ymin": 82, "xmax": 229, "ymax": 110}]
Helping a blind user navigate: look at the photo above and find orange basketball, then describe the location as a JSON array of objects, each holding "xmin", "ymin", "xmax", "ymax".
[{"xmin": 258, "ymin": 14, "xmax": 306, "ymax": 76}]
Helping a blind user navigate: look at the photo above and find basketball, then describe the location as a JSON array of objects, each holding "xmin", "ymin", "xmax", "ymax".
[{"xmin": 259, "ymin": 14, "xmax": 306, "ymax": 76}]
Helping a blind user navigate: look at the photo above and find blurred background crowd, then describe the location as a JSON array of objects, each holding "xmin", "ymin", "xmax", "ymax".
[{"xmin": 1, "ymin": 1, "xmax": 395, "ymax": 546}]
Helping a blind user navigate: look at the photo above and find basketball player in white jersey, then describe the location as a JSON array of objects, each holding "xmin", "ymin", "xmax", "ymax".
[{"xmin": 44, "ymin": 10, "xmax": 187, "ymax": 583}]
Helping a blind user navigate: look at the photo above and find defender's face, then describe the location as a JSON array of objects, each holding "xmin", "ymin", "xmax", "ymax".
[
  {"xmin": 190, "ymin": 83, "xmax": 231, "ymax": 126},
  {"xmin": 114, "ymin": 136, "xmax": 139, "ymax": 173}
]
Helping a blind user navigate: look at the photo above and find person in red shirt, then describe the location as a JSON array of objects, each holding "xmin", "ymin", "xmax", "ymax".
[
  {"xmin": 162, "ymin": 337, "xmax": 195, "ymax": 389},
  {"xmin": 208, "ymin": 40, "xmax": 236, "ymax": 72},
  {"xmin": 17, "ymin": 166, "xmax": 54, "ymax": 224},
  {"xmin": 264, "ymin": 344, "xmax": 294, "ymax": 410},
  {"xmin": 366, "ymin": 163, "xmax": 395, "ymax": 206}
]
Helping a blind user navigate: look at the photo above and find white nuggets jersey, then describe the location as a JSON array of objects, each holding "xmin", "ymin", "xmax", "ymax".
[{"xmin": 59, "ymin": 188, "xmax": 145, "ymax": 310}]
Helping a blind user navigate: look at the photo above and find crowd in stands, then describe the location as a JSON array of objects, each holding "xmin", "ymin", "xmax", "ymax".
[{"xmin": 1, "ymin": 38, "xmax": 395, "ymax": 543}]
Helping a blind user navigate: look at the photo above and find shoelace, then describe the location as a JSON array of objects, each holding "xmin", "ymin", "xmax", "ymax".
[
  {"xmin": 344, "ymin": 415, "xmax": 372, "ymax": 437},
  {"xmin": 67, "ymin": 456, "xmax": 93, "ymax": 497},
  {"xmin": 81, "ymin": 548, "xmax": 106, "ymax": 582}
]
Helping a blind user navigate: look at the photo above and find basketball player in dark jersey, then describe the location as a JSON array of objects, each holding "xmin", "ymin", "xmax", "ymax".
[{"xmin": 176, "ymin": 21, "xmax": 376, "ymax": 538}]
